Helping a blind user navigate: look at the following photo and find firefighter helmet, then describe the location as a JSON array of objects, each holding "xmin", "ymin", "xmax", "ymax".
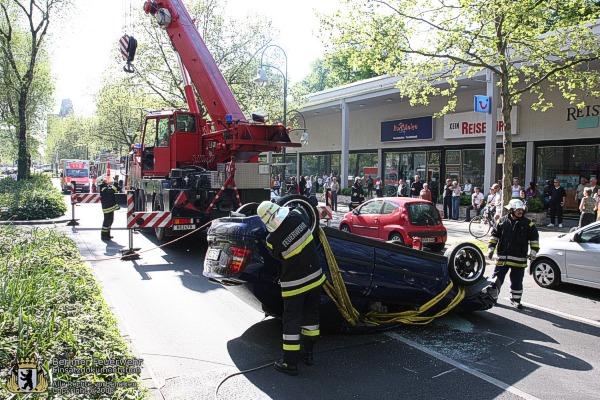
[
  {"xmin": 504, "ymin": 199, "xmax": 525, "ymax": 211},
  {"xmin": 257, "ymin": 201, "xmax": 289, "ymax": 232}
]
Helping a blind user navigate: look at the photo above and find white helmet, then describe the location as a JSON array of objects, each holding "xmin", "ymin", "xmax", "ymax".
[
  {"xmin": 257, "ymin": 201, "xmax": 289, "ymax": 232},
  {"xmin": 505, "ymin": 199, "xmax": 524, "ymax": 211}
]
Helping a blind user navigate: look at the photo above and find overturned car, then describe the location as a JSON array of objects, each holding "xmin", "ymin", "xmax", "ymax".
[{"xmin": 203, "ymin": 196, "xmax": 496, "ymax": 331}]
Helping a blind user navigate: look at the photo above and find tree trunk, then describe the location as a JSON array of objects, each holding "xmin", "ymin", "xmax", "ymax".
[
  {"xmin": 500, "ymin": 84, "xmax": 513, "ymax": 215},
  {"xmin": 17, "ymin": 98, "xmax": 29, "ymax": 180}
]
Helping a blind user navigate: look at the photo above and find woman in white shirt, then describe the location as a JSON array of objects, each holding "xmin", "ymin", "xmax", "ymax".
[
  {"xmin": 451, "ymin": 181, "xmax": 462, "ymax": 221},
  {"xmin": 511, "ymin": 178, "xmax": 522, "ymax": 198}
]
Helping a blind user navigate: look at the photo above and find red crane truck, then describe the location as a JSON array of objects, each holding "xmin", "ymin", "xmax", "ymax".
[{"xmin": 127, "ymin": 0, "xmax": 299, "ymax": 240}]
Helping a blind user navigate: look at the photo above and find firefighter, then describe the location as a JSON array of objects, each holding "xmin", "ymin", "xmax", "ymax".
[
  {"xmin": 487, "ymin": 199, "xmax": 540, "ymax": 309},
  {"xmin": 349, "ymin": 177, "xmax": 365, "ymax": 210},
  {"xmin": 99, "ymin": 177, "xmax": 121, "ymax": 240},
  {"xmin": 256, "ymin": 201, "xmax": 326, "ymax": 376}
]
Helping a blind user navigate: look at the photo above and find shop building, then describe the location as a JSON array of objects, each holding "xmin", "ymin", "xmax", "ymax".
[{"xmin": 273, "ymin": 74, "xmax": 599, "ymax": 211}]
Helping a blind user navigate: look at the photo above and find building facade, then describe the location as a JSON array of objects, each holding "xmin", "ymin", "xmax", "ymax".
[{"xmin": 274, "ymin": 75, "xmax": 599, "ymax": 211}]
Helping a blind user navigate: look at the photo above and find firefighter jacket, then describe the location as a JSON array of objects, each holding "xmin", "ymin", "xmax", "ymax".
[
  {"xmin": 99, "ymin": 182, "xmax": 120, "ymax": 213},
  {"xmin": 265, "ymin": 208, "xmax": 326, "ymax": 298},
  {"xmin": 350, "ymin": 183, "xmax": 365, "ymax": 206},
  {"xmin": 489, "ymin": 214, "xmax": 539, "ymax": 268}
]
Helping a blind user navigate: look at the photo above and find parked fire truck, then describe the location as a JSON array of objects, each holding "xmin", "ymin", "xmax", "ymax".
[
  {"xmin": 125, "ymin": 1, "xmax": 299, "ymax": 240},
  {"xmin": 60, "ymin": 159, "xmax": 91, "ymax": 194}
]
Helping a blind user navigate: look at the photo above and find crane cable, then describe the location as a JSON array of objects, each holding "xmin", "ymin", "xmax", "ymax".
[{"xmin": 317, "ymin": 227, "xmax": 466, "ymax": 326}]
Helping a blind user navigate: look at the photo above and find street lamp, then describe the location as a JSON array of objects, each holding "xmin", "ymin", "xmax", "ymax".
[
  {"xmin": 254, "ymin": 44, "xmax": 288, "ymax": 195},
  {"xmin": 287, "ymin": 109, "xmax": 310, "ymax": 146}
]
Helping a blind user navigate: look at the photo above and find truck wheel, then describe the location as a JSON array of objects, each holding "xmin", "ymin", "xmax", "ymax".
[
  {"xmin": 444, "ymin": 243, "xmax": 486, "ymax": 286},
  {"xmin": 154, "ymin": 194, "xmax": 166, "ymax": 241},
  {"xmin": 277, "ymin": 195, "xmax": 318, "ymax": 234},
  {"xmin": 236, "ymin": 202, "xmax": 259, "ymax": 216}
]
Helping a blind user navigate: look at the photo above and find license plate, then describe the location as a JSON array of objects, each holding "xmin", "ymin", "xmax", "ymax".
[
  {"xmin": 173, "ymin": 224, "xmax": 195, "ymax": 231},
  {"xmin": 206, "ymin": 248, "xmax": 221, "ymax": 261},
  {"xmin": 421, "ymin": 237, "xmax": 436, "ymax": 243}
]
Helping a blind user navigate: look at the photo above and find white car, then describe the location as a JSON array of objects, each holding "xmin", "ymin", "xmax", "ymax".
[{"xmin": 530, "ymin": 221, "xmax": 600, "ymax": 290}]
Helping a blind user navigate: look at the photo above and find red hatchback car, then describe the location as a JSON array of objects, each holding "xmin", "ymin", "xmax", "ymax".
[{"xmin": 339, "ymin": 197, "xmax": 447, "ymax": 251}]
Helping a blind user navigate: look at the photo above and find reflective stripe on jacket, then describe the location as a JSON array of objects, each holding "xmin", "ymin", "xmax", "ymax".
[{"xmin": 489, "ymin": 215, "xmax": 539, "ymax": 268}]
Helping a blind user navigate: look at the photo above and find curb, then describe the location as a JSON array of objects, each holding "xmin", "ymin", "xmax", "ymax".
[{"xmin": 0, "ymin": 218, "xmax": 72, "ymax": 226}]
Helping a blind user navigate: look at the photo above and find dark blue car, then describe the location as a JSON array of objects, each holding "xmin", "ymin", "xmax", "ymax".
[{"xmin": 203, "ymin": 197, "xmax": 496, "ymax": 331}]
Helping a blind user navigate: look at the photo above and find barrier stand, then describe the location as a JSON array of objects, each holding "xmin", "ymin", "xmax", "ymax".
[
  {"xmin": 121, "ymin": 191, "xmax": 141, "ymax": 260},
  {"xmin": 66, "ymin": 193, "xmax": 102, "ymax": 226},
  {"xmin": 120, "ymin": 191, "xmax": 172, "ymax": 260},
  {"xmin": 317, "ymin": 205, "xmax": 333, "ymax": 227},
  {"xmin": 67, "ymin": 184, "xmax": 79, "ymax": 226}
]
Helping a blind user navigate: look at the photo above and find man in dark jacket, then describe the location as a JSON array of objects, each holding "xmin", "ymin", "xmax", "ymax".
[
  {"xmin": 443, "ymin": 178, "xmax": 453, "ymax": 219},
  {"xmin": 487, "ymin": 199, "xmax": 539, "ymax": 309},
  {"xmin": 257, "ymin": 201, "xmax": 326, "ymax": 376},
  {"xmin": 548, "ymin": 179, "xmax": 566, "ymax": 228},
  {"xmin": 350, "ymin": 177, "xmax": 365, "ymax": 210},
  {"xmin": 410, "ymin": 174, "xmax": 423, "ymax": 198},
  {"xmin": 99, "ymin": 178, "xmax": 121, "ymax": 240}
]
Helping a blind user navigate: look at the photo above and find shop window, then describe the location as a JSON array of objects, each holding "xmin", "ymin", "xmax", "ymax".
[
  {"xmin": 462, "ymin": 149, "xmax": 485, "ymax": 189},
  {"xmin": 348, "ymin": 152, "xmax": 378, "ymax": 185},
  {"xmin": 536, "ymin": 145, "xmax": 600, "ymax": 188},
  {"xmin": 496, "ymin": 147, "xmax": 525, "ymax": 185}
]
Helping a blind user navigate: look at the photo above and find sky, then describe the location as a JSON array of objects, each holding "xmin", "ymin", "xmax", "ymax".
[{"xmin": 51, "ymin": 0, "xmax": 340, "ymax": 116}]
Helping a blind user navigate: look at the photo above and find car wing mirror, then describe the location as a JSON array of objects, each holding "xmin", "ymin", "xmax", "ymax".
[{"xmin": 353, "ymin": 208, "xmax": 360, "ymax": 215}]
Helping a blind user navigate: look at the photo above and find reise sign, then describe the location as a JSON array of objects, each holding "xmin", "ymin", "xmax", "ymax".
[{"xmin": 443, "ymin": 107, "xmax": 518, "ymax": 139}]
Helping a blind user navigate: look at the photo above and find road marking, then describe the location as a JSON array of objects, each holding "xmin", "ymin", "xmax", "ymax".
[
  {"xmin": 385, "ymin": 331, "xmax": 541, "ymax": 400},
  {"xmin": 518, "ymin": 300, "xmax": 600, "ymax": 328}
]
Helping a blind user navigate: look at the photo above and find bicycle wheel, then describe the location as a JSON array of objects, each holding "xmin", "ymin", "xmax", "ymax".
[{"xmin": 469, "ymin": 215, "xmax": 491, "ymax": 238}]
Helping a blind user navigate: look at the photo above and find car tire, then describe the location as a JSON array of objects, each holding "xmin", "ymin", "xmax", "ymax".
[
  {"xmin": 236, "ymin": 202, "xmax": 259, "ymax": 216},
  {"xmin": 277, "ymin": 195, "xmax": 318, "ymax": 234},
  {"xmin": 340, "ymin": 224, "xmax": 352, "ymax": 233},
  {"xmin": 428, "ymin": 243, "xmax": 445, "ymax": 252},
  {"xmin": 444, "ymin": 242, "xmax": 486, "ymax": 286},
  {"xmin": 154, "ymin": 194, "xmax": 166, "ymax": 241},
  {"xmin": 531, "ymin": 259, "xmax": 561, "ymax": 289},
  {"xmin": 389, "ymin": 232, "xmax": 404, "ymax": 244}
]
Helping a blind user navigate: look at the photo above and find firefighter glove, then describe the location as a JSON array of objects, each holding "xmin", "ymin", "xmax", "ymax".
[{"xmin": 529, "ymin": 250, "xmax": 537, "ymax": 261}]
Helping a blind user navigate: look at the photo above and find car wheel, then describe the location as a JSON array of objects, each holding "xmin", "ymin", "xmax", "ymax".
[
  {"xmin": 428, "ymin": 243, "xmax": 445, "ymax": 252},
  {"xmin": 389, "ymin": 232, "xmax": 404, "ymax": 244},
  {"xmin": 340, "ymin": 224, "xmax": 352, "ymax": 233},
  {"xmin": 444, "ymin": 243, "xmax": 486, "ymax": 286},
  {"xmin": 277, "ymin": 195, "xmax": 318, "ymax": 234},
  {"xmin": 236, "ymin": 202, "xmax": 259, "ymax": 216},
  {"xmin": 154, "ymin": 195, "xmax": 166, "ymax": 241},
  {"xmin": 531, "ymin": 259, "xmax": 561, "ymax": 289}
]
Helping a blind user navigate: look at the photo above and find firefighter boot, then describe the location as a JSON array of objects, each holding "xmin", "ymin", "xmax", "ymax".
[
  {"xmin": 301, "ymin": 343, "xmax": 314, "ymax": 366},
  {"xmin": 274, "ymin": 359, "xmax": 298, "ymax": 376}
]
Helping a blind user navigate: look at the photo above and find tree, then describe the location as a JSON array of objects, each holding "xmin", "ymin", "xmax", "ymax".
[
  {"xmin": 321, "ymin": 0, "xmax": 600, "ymax": 210},
  {"xmin": 0, "ymin": 0, "xmax": 68, "ymax": 179}
]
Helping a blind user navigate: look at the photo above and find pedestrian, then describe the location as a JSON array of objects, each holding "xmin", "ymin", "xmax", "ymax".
[
  {"xmin": 256, "ymin": 201, "xmax": 326, "ymax": 376},
  {"xmin": 542, "ymin": 179, "xmax": 553, "ymax": 211},
  {"xmin": 316, "ymin": 175, "xmax": 323, "ymax": 192},
  {"xmin": 299, "ymin": 176, "xmax": 306, "ymax": 196},
  {"xmin": 519, "ymin": 189, "xmax": 530, "ymax": 213},
  {"xmin": 487, "ymin": 199, "xmax": 540, "ymax": 309},
  {"xmin": 99, "ymin": 177, "xmax": 121, "ymax": 240},
  {"xmin": 305, "ymin": 176, "xmax": 312, "ymax": 196},
  {"xmin": 287, "ymin": 176, "xmax": 298, "ymax": 195},
  {"xmin": 419, "ymin": 183, "xmax": 432, "ymax": 202},
  {"xmin": 578, "ymin": 187, "xmax": 598, "ymax": 228},
  {"xmin": 410, "ymin": 175, "xmax": 423, "ymax": 198},
  {"xmin": 465, "ymin": 186, "xmax": 484, "ymax": 221},
  {"xmin": 588, "ymin": 177, "xmax": 599, "ymax": 195},
  {"xmin": 525, "ymin": 182, "xmax": 539, "ymax": 200},
  {"xmin": 374, "ymin": 177, "xmax": 383, "ymax": 197},
  {"xmin": 350, "ymin": 177, "xmax": 365, "ymax": 210},
  {"xmin": 463, "ymin": 178, "xmax": 473, "ymax": 196},
  {"xmin": 443, "ymin": 178, "xmax": 453, "ymax": 219},
  {"xmin": 397, "ymin": 179, "xmax": 408, "ymax": 197},
  {"xmin": 510, "ymin": 178, "xmax": 522, "ymax": 198},
  {"xmin": 273, "ymin": 174, "xmax": 281, "ymax": 193},
  {"xmin": 451, "ymin": 180, "xmax": 462, "ymax": 220},
  {"xmin": 330, "ymin": 177, "xmax": 340, "ymax": 211},
  {"xmin": 575, "ymin": 177, "xmax": 587, "ymax": 206},
  {"xmin": 548, "ymin": 179, "xmax": 566, "ymax": 227},
  {"xmin": 429, "ymin": 178, "xmax": 439, "ymax": 205},
  {"xmin": 366, "ymin": 175, "xmax": 374, "ymax": 198}
]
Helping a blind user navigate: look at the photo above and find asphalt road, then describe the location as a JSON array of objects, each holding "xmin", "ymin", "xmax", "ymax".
[{"xmin": 49, "ymin": 192, "xmax": 600, "ymax": 400}]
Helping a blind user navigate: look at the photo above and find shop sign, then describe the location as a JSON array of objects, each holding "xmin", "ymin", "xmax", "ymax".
[
  {"xmin": 381, "ymin": 116, "xmax": 433, "ymax": 142},
  {"xmin": 443, "ymin": 107, "xmax": 518, "ymax": 139}
]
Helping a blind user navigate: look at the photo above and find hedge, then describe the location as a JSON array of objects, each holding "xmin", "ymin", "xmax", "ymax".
[{"xmin": 0, "ymin": 174, "xmax": 67, "ymax": 220}]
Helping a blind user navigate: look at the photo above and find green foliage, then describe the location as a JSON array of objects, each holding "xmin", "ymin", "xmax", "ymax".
[
  {"xmin": 0, "ymin": 174, "xmax": 67, "ymax": 220},
  {"xmin": 340, "ymin": 188, "xmax": 352, "ymax": 196},
  {"xmin": 528, "ymin": 197, "xmax": 544, "ymax": 213},
  {"xmin": 0, "ymin": 226, "xmax": 147, "ymax": 399},
  {"xmin": 460, "ymin": 194, "xmax": 471, "ymax": 207}
]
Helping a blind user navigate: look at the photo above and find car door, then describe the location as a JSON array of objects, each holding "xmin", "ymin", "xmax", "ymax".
[
  {"xmin": 565, "ymin": 224, "xmax": 600, "ymax": 285},
  {"xmin": 352, "ymin": 200, "xmax": 384, "ymax": 239},
  {"xmin": 377, "ymin": 200, "xmax": 401, "ymax": 241}
]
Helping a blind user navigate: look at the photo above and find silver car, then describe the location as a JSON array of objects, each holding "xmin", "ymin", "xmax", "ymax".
[{"xmin": 530, "ymin": 221, "xmax": 600, "ymax": 290}]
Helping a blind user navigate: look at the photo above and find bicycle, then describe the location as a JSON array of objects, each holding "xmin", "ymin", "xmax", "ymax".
[{"xmin": 468, "ymin": 206, "xmax": 496, "ymax": 238}]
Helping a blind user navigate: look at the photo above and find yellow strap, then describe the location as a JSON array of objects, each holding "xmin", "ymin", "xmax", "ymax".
[{"xmin": 318, "ymin": 227, "xmax": 465, "ymax": 326}]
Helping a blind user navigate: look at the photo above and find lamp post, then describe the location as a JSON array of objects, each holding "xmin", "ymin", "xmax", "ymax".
[{"xmin": 254, "ymin": 44, "xmax": 288, "ymax": 195}]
